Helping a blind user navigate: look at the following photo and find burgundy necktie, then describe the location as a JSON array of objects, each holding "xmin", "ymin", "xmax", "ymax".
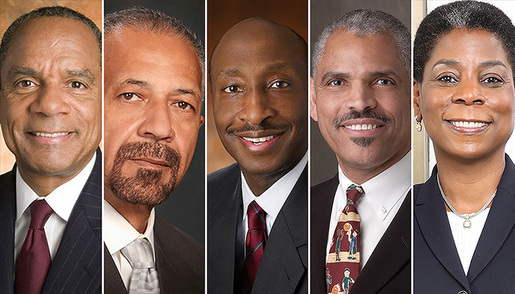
[
  {"xmin": 15, "ymin": 200, "xmax": 53, "ymax": 294},
  {"xmin": 242, "ymin": 201, "xmax": 267, "ymax": 294},
  {"xmin": 326, "ymin": 185, "xmax": 363, "ymax": 294}
]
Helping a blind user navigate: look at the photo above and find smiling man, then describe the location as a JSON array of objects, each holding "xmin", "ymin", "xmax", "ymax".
[
  {"xmin": 208, "ymin": 18, "xmax": 308, "ymax": 294},
  {"xmin": 0, "ymin": 6, "xmax": 102, "ymax": 293},
  {"xmin": 103, "ymin": 7, "xmax": 204, "ymax": 294},
  {"xmin": 310, "ymin": 10, "xmax": 411, "ymax": 294}
]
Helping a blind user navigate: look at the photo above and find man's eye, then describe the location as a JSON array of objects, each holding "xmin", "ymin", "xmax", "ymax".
[
  {"xmin": 270, "ymin": 81, "xmax": 290, "ymax": 89},
  {"xmin": 328, "ymin": 80, "xmax": 343, "ymax": 86},
  {"xmin": 120, "ymin": 93, "xmax": 142, "ymax": 101},
  {"xmin": 223, "ymin": 85, "xmax": 241, "ymax": 93},
  {"xmin": 16, "ymin": 80, "xmax": 36, "ymax": 88},
  {"xmin": 70, "ymin": 81, "xmax": 86, "ymax": 89},
  {"xmin": 376, "ymin": 79, "xmax": 394, "ymax": 85},
  {"xmin": 175, "ymin": 101, "xmax": 192, "ymax": 110}
]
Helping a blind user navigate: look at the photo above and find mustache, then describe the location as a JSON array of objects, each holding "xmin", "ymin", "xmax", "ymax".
[
  {"xmin": 227, "ymin": 121, "xmax": 288, "ymax": 134},
  {"xmin": 115, "ymin": 141, "xmax": 179, "ymax": 166},
  {"xmin": 332, "ymin": 109, "xmax": 391, "ymax": 127}
]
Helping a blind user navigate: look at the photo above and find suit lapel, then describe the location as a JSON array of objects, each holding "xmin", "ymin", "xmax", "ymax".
[
  {"xmin": 310, "ymin": 174, "xmax": 339, "ymax": 293},
  {"xmin": 352, "ymin": 194, "xmax": 411, "ymax": 292},
  {"xmin": 415, "ymin": 169, "xmax": 470, "ymax": 292},
  {"xmin": 0, "ymin": 169, "xmax": 16, "ymax": 293},
  {"xmin": 208, "ymin": 164, "xmax": 243, "ymax": 293},
  {"xmin": 43, "ymin": 151, "xmax": 102, "ymax": 293},
  {"xmin": 467, "ymin": 155, "xmax": 515, "ymax": 283},
  {"xmin": 252, "ymin": 167, "xmax": 308, "ymax": 293},
  {"xmin": 104, "ymin": 245, "xmax": 128, "ymax": 294}
]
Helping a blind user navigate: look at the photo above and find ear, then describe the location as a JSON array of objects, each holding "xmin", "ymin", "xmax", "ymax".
[
  {"xmin": 310, "ymin": 76, "xmax": 318, "ymax": 121},
  {"xmin": 199, "ymin": 115, "xmax": 205, "ymax": 126},
  {"xmin": 413, "ymin": 80, "xmax": 422, "ymax": 121}
]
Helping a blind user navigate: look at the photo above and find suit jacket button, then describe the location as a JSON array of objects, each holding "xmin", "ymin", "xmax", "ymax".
[{"xmin": 457, "ymin": 291, "xmax": 467, "ymax": 294}]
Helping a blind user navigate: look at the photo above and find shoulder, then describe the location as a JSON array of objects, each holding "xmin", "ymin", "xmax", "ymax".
[
  {"xmin": 207, "ymin": 163, "xmax": 240, "ymax": 184},
  {"xmin": 311, "ymin": 174, "xmax": 339, "ymax": 196},
  {"xmin": 154, "ymin": 217, "xmax": 202, "ymax": 252}
]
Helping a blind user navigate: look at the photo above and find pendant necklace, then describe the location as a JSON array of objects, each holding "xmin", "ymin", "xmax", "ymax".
[{"xmin": 437, "ymin": 175, "xmax": 496, "ymax": 229}]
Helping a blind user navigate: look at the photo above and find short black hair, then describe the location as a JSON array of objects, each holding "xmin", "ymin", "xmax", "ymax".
[
  {"xmin": 0, "ymin": 6, "xmax": 101, "ymax": 73},
  {"xmin": 414, "ymin": 0, "xmax": 515, "ymax": 82},
  {"xmin": 105, "ymin": 6, "xmax": 205, "ymax": 95}
]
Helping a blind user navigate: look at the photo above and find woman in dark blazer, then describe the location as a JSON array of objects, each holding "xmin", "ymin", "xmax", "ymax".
[{"xmin": 413, "ymin": 1, "xmax": 515, "ymax": 293}]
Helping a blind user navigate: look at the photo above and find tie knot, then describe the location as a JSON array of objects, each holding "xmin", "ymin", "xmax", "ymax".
[
  {"xmin": 346, "ymin": 185, "xmax": 363, "ymax": 204},
  {"xmin": 247, "ymin": 201, "xmax": 266, "ymax": 230},
  {"xmin": 29, "ymin": 200, "xmax": 53, "ymax": 229},
  {"xmin": 121, "ymin": 238, "xmax": 156, "ymax": 270}
]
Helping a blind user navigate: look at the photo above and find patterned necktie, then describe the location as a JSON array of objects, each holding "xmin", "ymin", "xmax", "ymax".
[
  {"xmin": 121, "ymin": 238, "xmax": 160, "ymax": 294},
  {"xmin": 15, "ymin": 199, "xmax": 53, "ymax": 294},
  {"xmin": 242, "ymin": 201, "xmax": 267, "ymax": 294},
  {"xmin": 326, "ymin": 184, "xmax": 363, "ymax": 294}
]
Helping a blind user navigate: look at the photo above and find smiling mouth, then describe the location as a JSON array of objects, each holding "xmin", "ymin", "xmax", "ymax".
[
  {"xmin": 449, "ymin": 121, "xmax": 489, "ymax": 128},
  {"xmin": 30, "ymin": 131, "xmax": 71, "ymax": 138},
  {"xmin": 241, "ymin": 135, "xmax": 278, "ymax": 145},
  {"xmin": 343, "ymin": 124, "xmax": 380, "ymax": 131}
]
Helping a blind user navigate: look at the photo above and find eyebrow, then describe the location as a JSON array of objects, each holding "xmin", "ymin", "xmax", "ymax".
[
  {"xmin": 66, "ymin": 69, "xmax": 96, "ymax": 84},
  {"xmin": 368, "ymin": 70, "xmax": 402, "ymax": 82},
  {"xmin": 320, "ymin": 71, "xmax": 350, "ymax": 84},
  {"xmin": 172, "ymin": 88, "xmax": 202, "ymax": 101},
  {"xmin": 7, "ymin": 66, "xmax": 38, "ymax": 78},
  {"xmin": 432, "ymin": 59, "xmax": 461, "ymax": 69},
  {"xmin": 119, "ymin": 78, "xmax": 150, "ymax": 88},
  {"xmin": 478, "ymin": 60, "xmax": 507, "ymax": 69}
]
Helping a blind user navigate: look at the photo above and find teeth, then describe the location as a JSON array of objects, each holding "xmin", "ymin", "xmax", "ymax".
[
  {"xmin": 345, "ymin": 124, "xmax": 378, "ymax": 131},
  {"xmin": 451, "ymin": 121, "xmax": 487, "ymax": 128},
  {"xmin": 242, "ymin": 135, "xmax": 277, "ymax": 145},
  {"xmin": 33, "ymin": 132, "xmax": 69, "ymax": 138}
]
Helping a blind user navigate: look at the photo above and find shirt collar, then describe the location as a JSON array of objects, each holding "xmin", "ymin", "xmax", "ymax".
[
  {"xmin": 104, "ymin": 200, "xmax": 155, "ymax": 255},
  {"xmin": 338, "ymin": 151, "xmax": 411, "ymax": 220},
  {"xmin": 16, "ymin": 153, "xmax": 96, "ymax": 222},
  {"xmin": 242, "ymin": 152, "xmax": 308, "ymax": 222}
]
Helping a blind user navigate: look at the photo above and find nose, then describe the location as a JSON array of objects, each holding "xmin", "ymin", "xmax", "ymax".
[
  {"xmin": 29, "ymin": 84, "xmax": 71, "ymax": 116},
  {"xmin": 138, "ymin": 99, "xmax": 175, "ymax": 142},
  {"xmin": 451, "ymin": 78, "xmax": 485, "ymax": 105},
  {"xmin": 344, "ymin": 82, "xmax": 377, "ymax": 112},
  {"xmin": 238, "ymin": 88, "xmax": 276, "ymax": 125}
]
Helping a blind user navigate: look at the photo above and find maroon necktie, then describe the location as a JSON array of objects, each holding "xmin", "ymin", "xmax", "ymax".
[
  {"xmin": 15, "ymin": 200, "xmax": 53, "ymax": 294},
  {"xmin": 326, "ymin": 185, "xmax": 363, "ymax": 294},
  {"xmin": 242, "ymin": 201, "xmax": 267, "ymax": 294}
]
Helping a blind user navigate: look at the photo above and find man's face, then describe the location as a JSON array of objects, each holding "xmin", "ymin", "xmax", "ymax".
[
  {"xmin": 312, "ymin": 31, "xmax": 410, "ymax": 181},
  {"xmin": 104, "ymin": 28, "xmax": 203, "ymax": 206},
  {"xmin": 0, "ymin": 17, "xmax": 101, "ymax": 182},
  {"xmin": 210, "ymin": 20, "xmax": 308, "ymax": 180}
]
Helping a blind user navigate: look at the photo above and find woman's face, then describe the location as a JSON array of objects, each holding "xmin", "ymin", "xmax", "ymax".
[{"xmin": 415, "ymin": 29, "xmax": 515, "ymax": 161}]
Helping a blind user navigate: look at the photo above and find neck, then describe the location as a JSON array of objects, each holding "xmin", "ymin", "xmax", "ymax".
[
  {"xmin": 436, "ymin": 149, "xmax": 505, "ymax": 214},
  {"xmin": 105, "ymin": 191, "xmax": 152, "ymax": 234},
  {"xmin": 339, "ymin": 149, "xmax": 409, "ymax": 185}
]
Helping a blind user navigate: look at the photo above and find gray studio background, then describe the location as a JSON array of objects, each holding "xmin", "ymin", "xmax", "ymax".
[
  {"xmin": 310, "ymin": 0, "xmax": 411, "ymax": 185},
  {"xmin": 104, "ymin": 0, "xmax": 205, "ymax": 243}
]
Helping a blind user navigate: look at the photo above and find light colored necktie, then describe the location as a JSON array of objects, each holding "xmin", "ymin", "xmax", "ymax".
[
  {"xmin": 326, "ymin": 184, "xmax": 363, "ymax": 294},
  {"xmin": 121, "ymin": 238, "xmax": 160, "ymax": 294}
]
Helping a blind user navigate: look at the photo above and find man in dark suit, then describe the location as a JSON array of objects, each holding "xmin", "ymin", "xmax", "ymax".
[
  {"xmin": 310, "ymin": 10, "xmax": 411, "ymax": 293},
  {"xmin": 103, "ymin": 7, "xmax": 204, "ymax": 294},
  {"xmin": 0, "ymin": 6, "xmax": 102, "ymax": 293},
  {"xmin": 208, "ymin": 18, "xmax": 308, "ymax": 294}
]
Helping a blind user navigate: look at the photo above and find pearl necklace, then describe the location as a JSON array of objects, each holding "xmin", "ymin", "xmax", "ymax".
[{"xmin": 437, "ymin": 175, "xmax": 496, "ymax": 229}]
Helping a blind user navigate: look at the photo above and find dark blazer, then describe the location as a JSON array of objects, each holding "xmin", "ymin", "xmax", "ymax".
[
  {"xmin": 414, "ymin": 154, "xmax": 515, "ymax": 293},
  {"xmin": 104, "ymin": 217, "xmax": 204, "ymax": 294},
  {"xmin": 311, "ymin": 174, "xmax": 411, "ymax": 294},
  {"xmin": 208, "ymin": 163, "xmax": 308, "ymax": 294},
  {"xmin": 0, "ymin": 150, "xmax": 102, "ymax": 293}
]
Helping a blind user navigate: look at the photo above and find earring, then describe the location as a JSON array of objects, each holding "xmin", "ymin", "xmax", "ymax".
[{"xmin": 414, "ymin": 115, "xmax": 422, "ymax": 132}]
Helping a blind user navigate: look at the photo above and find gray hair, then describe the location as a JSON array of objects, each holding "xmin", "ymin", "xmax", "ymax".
[
  {"xmin": 312, "ymin": 9, "xmax": 410, "ymax": 79},
  {"xmin": 105, "ymin": 6, "xmax": 205, "ymax": 97}
]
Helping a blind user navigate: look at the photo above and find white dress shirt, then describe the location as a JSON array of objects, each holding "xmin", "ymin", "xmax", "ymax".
[
  {"xmin": 104, "ymin": 200, "xmax": 156, "ymax": 289},
  {"xmin": 326, "ymin": 151, "xmax": 411, "ymax": 269},
  {"xmin": 241, "ymin": 153, "xmax": 307, "ymax": 246},
  {"xmin": 15, "ymin": 153, "xmax": 96, "ymax": 262},
  {"xmin": 447, "ymin": 208, "xmax": 490, "ymax": 275}
]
